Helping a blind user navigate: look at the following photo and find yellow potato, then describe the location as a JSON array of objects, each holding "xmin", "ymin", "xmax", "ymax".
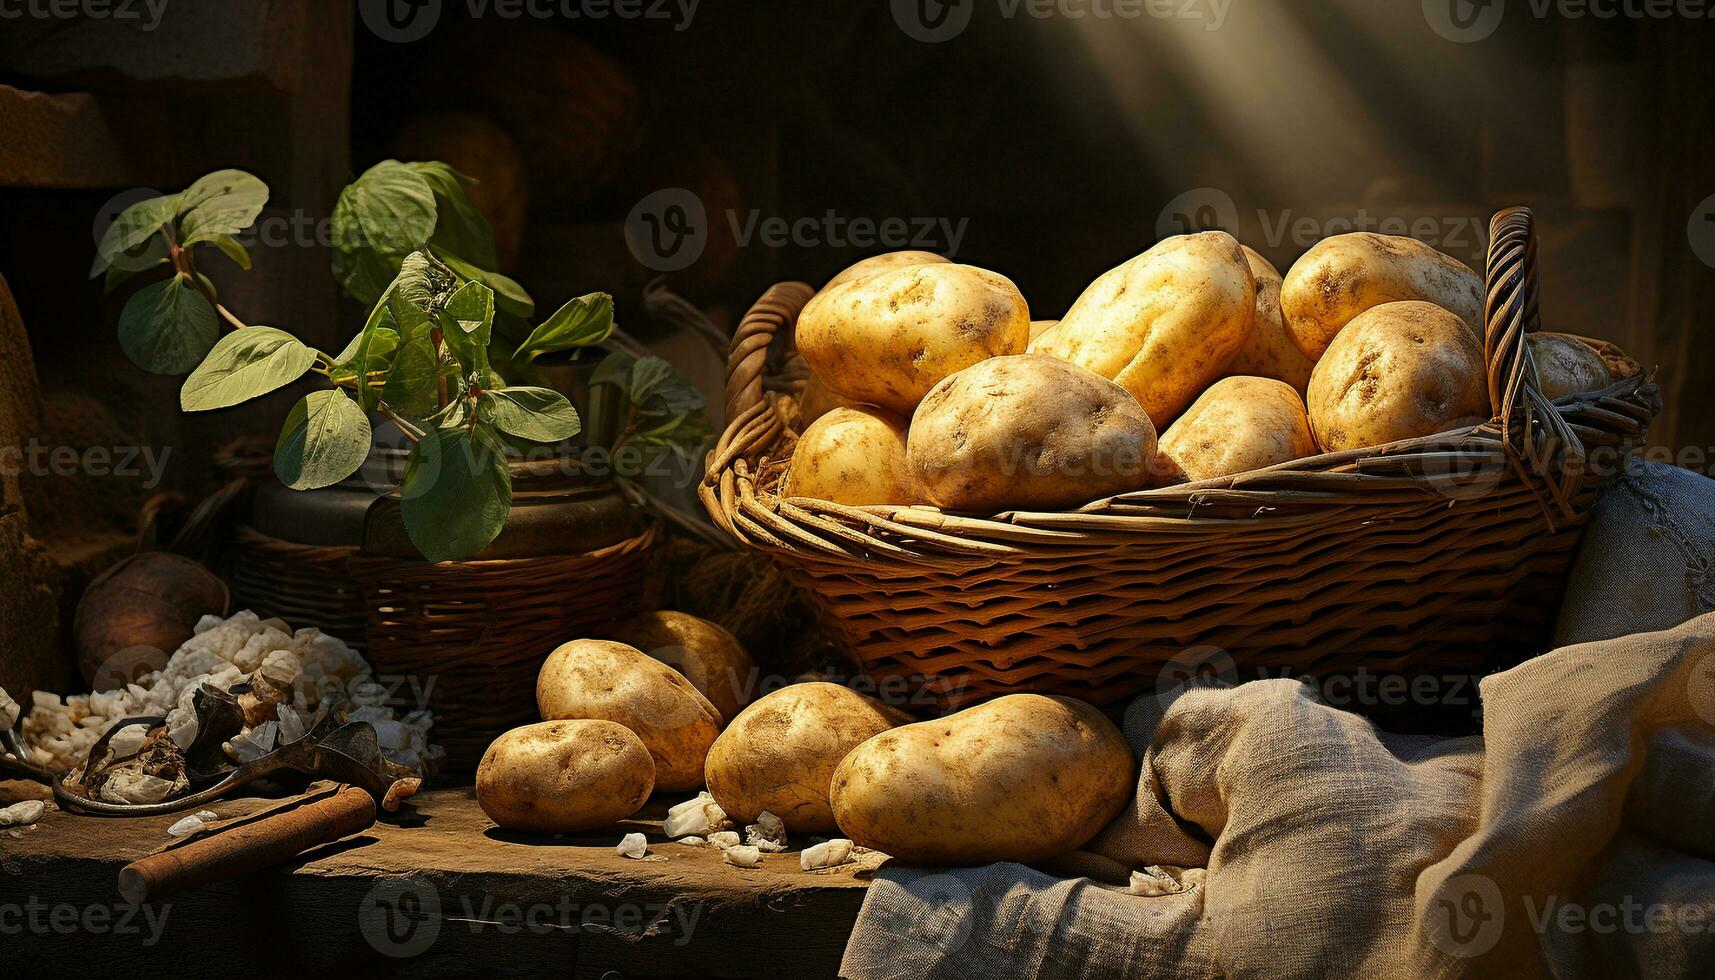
[
  {"xmin": 796, "ymin": 263, "xmax": 1029, "ymax": 414},
  {"xmin": 1307, "ymin": 300, "xmax": 1489, "ymax": 452},
  {"xmin": 1028, "ymin": 319, "xmax": 1059, "ymax": 343},
  {"xmin": 1281, "ymin": 232, "xmax": 1483, "ymax": 361},
  {"xmin": 830, "ymin": 694, "xmax": 1133, "ymax": 865},
  {"xmin": 824, "ymin": 250, "xmax": 950, "ymax": 290},
  {"xmin": 907, "ymin": 354, "xmax": 1157, "ymax": 513},
  {"xmin": 1226, "ymin": 247, "xmax": 1315, "ymax": 393},
  {"xmin": 475, "ymin": 720, "xmax": 655, "ymax": 833},
  {"xmin": 786, "ymin": 406, "xmax": 917, "ymax": 506},
  {"xmin": 1031, "ymin": 231, "xmax": 1255, "ymax": 427},
  {"xmin": 1528, "ymin": 333, "xmax": 1611, "ymax": 400},
  {"xmin": 607, "ymin": 611, "xmax": 756, "ymax": 724},
  {"xmin": 796, "ymin": 373, "xmax": 850, "ymax": 426},
  {"xmin": 1155, "ymin": 376, "xmax": 1318, "ymax": 483},
  {"xmin": 705, "ymin": 682, "xmax": 911, "ymax": 833},
  {"xmin": 536, "ymin": 638, "xmax": 723, "ymax": 791}
]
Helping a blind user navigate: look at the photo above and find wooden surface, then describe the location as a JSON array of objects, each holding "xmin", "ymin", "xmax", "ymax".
[{"xmin": 0, "ymin": 786, "xmax": 872, "ymax": 978}]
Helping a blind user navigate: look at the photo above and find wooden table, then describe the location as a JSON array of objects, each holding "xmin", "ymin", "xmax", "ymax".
[{"xmin": 0, "ymin": 786, "xmax": 873, "ymax": 978}]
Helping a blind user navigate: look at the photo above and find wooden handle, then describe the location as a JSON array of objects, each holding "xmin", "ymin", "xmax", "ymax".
[{"xmin": 116, "ymin": 787, "xmax": 376, "ymax": 904}]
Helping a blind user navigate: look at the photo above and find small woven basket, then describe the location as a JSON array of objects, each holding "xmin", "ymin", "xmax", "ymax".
[
  {"xmin": 348, "ymin": 521, "xmax": 659, "ymax": 770},
  {"xmin": 223, "ymin": 527, "xmax": 369, "ymax": 649},
  {"xmin": 700, "ymin": 208, "xmax": 1662, "ymax": 711}
]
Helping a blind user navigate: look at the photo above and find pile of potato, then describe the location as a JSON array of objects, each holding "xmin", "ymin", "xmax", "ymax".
[
  {"xmin": 788, "ymin": 231, "xmax": 1614, "ymax": 512},
  {"xmin": 475, "ymin": 611, "xmax": 1137, "ymax": 865}
]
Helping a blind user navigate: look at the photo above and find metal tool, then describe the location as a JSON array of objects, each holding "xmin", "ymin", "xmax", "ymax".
[{"xmin": 2, "ymin": 683, "xmax": 420, "ymax": 817}]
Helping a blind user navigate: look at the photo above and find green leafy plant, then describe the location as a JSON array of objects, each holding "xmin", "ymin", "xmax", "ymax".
[{"xmin": 95, "ymin": 165, "xmax": 708, "ymax": 562}]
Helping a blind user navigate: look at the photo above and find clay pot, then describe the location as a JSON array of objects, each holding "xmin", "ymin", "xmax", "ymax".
[{"xmin": 74, "ymin": 553, "xmax": 230, "ymax": 691}]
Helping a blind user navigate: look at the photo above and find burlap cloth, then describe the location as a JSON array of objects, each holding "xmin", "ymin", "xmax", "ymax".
[{"xmin": 842, "ymin": 461, "xmax": 1715, "ymax": 979}]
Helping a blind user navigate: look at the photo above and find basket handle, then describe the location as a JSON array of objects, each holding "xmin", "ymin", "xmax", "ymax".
[
  {"xmin": 1483, "ymin": 206, "xmax": 1584, "ymax": 521},
  {"xmin": 721, "ymin": 280, "xmax": 816, "ymax": 425}
]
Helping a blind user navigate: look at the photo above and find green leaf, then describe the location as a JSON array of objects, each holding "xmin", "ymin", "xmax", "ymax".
[
  {"xmin": 382, "ymin": 335, "xmax": 446, "ymax": 417},
  {"xmin": 592, "ymin": 353, "xmax": 704, "ymax": 416},
  {"xmin": 117, "ymin": 277, "xmax": 219, "ymax": 375},
  {"xmin": 103, "ymin": 252, "xmax": 169, "ymax": 294},
  {"xmin": 514, "ymin": 292, "xmax": 614, "ymax": 363},
  {"xmin": 91, "ymin": 194, "xmax": 179, "ymax": 277},
  {"xmin": 178, "ymin": 170, "xmax": 268, "ymax": 242},
  {"xmin": 480, "ymin": 386, "xmax": 580, "ymax": 443},
  {"xmin": 180, "ymin": 326, "xmax": 316, "ymax": 411},
  {"xmin": 331, "ymin": 161, "xmax": 437, "ymax": 305},
  {"xmin": 205, "ymin": 234, "xmax": 252, "ymax": 270},
  {"xmin": 274, "ymin": 390, "xmax": 371, "ymax": 490},
  {"xmin": 400, "ymin": 425, "xmax": 512, "ymax": 562},
  {"xmin": 441, "ymin": 279, "xmax": 495, "ymax": 374},
  {"xmin": 348, "ymin": 289, "xmax": 402, "ymax": 411},
  {"xmin": 409, "ymin": 162, "xmax": 499, "ymax": 271},
  {"xmin": 432, "ymin": 247, "xmax": 533, "ymax": 319}
]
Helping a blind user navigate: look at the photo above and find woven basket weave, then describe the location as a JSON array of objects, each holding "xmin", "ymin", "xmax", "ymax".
[
  {"xmin": 700, "ymin": 208, "xmax": 1662, "ymax": 711},
  {"xmin": 348, "ymin": 521, "xmax": 659, "ymax": 770}
]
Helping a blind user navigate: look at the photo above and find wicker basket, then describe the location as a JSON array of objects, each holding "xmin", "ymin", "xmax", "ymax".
[
  {"xmin": 348, "ymin": 521, "xmax": 659, "ymax": 771},
  {"xmin": 223, "ymin": 527, "xmax": 369, "ymax": 649},
  {"xmin": 700, "ymin": 208, "xmax": 1662, "ymax": 711}
]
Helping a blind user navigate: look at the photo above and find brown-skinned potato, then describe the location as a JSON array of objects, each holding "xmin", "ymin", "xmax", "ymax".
[
  {"xmin": 907, "ymin": 354, "xmax": 1157, "ymax": 513},
  {"xmin": 1528, "ymin": 333, "xmax": 1612, "ymax": 400},
  {"xmin": 797, "ymin": 263, "xmax": 1029, "ymax": 415},
  {"xmin": 476, "ymin": 720, "xmax": 655, "ymax": 833},
  {"xmin": 1306, "ymin": 300, "xmax": 1489, "ymax": 452},
  {"xmin": 536, "ymin": 638, "xmax": 723, "ymax": 792},
  {"xmin": 1281, "ymin": 232, "xmax": 1483, "ymax": 361},
  {"xmin": 1031, "ymin": 231, "xmax": 1255, "ymax": 427},
  {"xmin": 1155, "ymin": 376, "xmax": 1318, "ymax": 483},
  {"xmin": 823, "ymin": 250, "xmax": 951, "ymax": 290},
  {"xmin": 705, "ymin": 682, "xmax": 911, "ymax": 833},
  {"xmin": 1226, "ymin": 247, "xmax": 1315, "ymax": 393},
  {"xmin": 830, "ymin": 694, "xmax": 1133, "ymax": 865},
  {"xmin": 786, "ymin": 406, "xmax": 918, "ymax": 506},
  {"xmin": 606, "ymin": 611, "xmax": 756, "ymax": 724}
]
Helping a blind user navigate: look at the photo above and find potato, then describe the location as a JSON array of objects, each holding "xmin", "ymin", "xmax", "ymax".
[
  {"xmin": 1031, "ymin": 231, "xmax": 1255, "ymax": 426},
  {"xmin": 796, "ymin": 373, "xmax": 849, "ymax": 426},
  {"xmin": 1028, "ymin": 319, "xmax": 1058, "ymax": 343},
  {"xmin": 908, "ymin": 354, "xmax": 1157, "ymax": 513},
  {"xmin": 1226, "ymin": 247, "xmax": 1315, "ymax": 393},
  {"xmin": 607, "ymin": 611, "xmax": 756, "ymax": 724},
  {"xmin": 1529, "ymin": 333, "xmax": 1611, "ymax": 400},
  {"xmin": 475, "ymin": 720, "xmax": 655, "ymax": 833},
  {"xmin": 1281, "ymin": 232, "xmax": 1483, "ymax": 361},
  {"xmin": 705, "ymin": 682, "xmax": 911, "ymax": 832},
  {"xmin": 824, "ymin": 250, "xmax": 950, "ymax": 290},
  {"xmin": 830, "ymin": 694, "xmax": 1133, "ymax": 865},
  {"xmin": 1307, "ymin": 300, "xmax": 1489, "ymax": 452},
  {"xmin": 536, "ymin": 639, "xmax": 723, "ymax": 791},
  {"xmin": 1156, "ymin": 376, "xmax": 1318, "ymax": 483},
  {"xmin": 797, "ymin": 263, "xmax": 1029, "ymax": 414},
  {"xmin": 785, "ymin": 405, "xmax": 917, "ymax": 506}
]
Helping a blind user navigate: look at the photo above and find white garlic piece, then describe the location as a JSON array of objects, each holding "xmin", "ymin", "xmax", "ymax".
[
  {"xmin": 723, "ymin": 845, "xmax": 762, "ymax": 868},
  {"xmin": 707, "ymin": 831, "xmax": 741, "ymax": 850},
  {"xmin": 746, "ymin": 810, "xmax": 787, "ymax": 852},
  {"xmin": 616, "ymin": 833, "xmax": 648, "ymax": 859},
  {"xmin": 663, "ymin": 791, "xmax": 728, "ymax": 838},
  {"xmin": 0, "ymin": 800, "xmax": 46, "ymax": 827},
  {"xmin": 167, "ymin": 814, "xmax": 206, "ymax": 837},
  {"xmin": 0, "ymin": 686, "xmax": 21, "ymax": 732},
  {"xmin": 800, "ymin": 838, "xmax": 855, "ymax": 871}
]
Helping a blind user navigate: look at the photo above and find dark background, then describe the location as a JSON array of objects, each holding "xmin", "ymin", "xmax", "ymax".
[{"xmin": 2, "ymin": 0, "xmax": 1713, "ymax": 693}]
